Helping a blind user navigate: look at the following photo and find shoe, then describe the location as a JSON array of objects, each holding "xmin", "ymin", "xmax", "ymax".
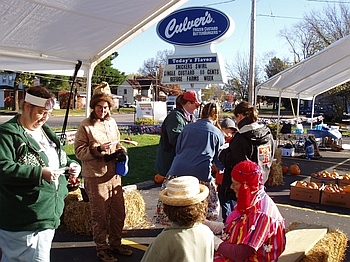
[
  {"xmin": 112, "ymin": 245, "xmax": 133, "ymax": 256},
  {"xmin": 97, "ymin": 249, "xmax": 118, "ymax": 262}
]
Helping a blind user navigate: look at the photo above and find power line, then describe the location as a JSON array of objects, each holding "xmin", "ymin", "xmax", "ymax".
[
  {"xmin": 307, "ymin": 0, "xmax": 350, "ymax": 3},
  {"xmin": 257, "ymin": 14, "xmax": 302, "ymax": 20},
  {"xmin": 205, "ymin": 0, "xmax": 235, "ymax": 7}
]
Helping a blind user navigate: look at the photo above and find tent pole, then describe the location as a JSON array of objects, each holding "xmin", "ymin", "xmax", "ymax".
[
  {"xmin": 85, "ymin": 66, "xmax": 94, "ymax": 118},
  {"xmin": 311, "ymin": 96, "xmax": 316, "ymax": 129},
  {"xmin": 297, "ymin": 95, "xmax": 300, "ymax": 119},
  {"xmin": 276, "ymin": 92, "xmax": 282, "ymax": 139}
]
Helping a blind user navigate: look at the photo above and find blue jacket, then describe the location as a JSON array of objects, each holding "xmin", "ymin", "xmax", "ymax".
[{"xmin": 167, "ymin": 119, "xmax": 224, "ymax": 182}]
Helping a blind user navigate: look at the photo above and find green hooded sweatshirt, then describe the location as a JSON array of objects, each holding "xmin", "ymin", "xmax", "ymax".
[{"xmin": 0, "ymin": 115, "xmax": 76, "ymax": 231}]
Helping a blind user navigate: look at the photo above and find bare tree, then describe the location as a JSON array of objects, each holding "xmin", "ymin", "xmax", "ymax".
[
  {"xmin": 280, "ymin": 3, "xmax": 350, "ymax": 62},
  {"xmin": 225, "ymin": 52, "xmax": 261, "ymax": 101},
  {"xmin": 138, "ymin": 49, "xmax": 173, "ymax": 77}
]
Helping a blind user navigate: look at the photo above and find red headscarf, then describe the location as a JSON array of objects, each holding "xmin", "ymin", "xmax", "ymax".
[{"xmin": 231, "ymin": 160, "xmax": 264, "ymax": 213}]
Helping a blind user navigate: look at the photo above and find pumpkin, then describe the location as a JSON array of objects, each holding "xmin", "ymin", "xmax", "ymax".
[
  {"xmin": 282, "ymin": 165, "xmax": 289, "ymax": 175},
  {"xmin": 289, "ymin": 164, "xmax": 301, "ymax": 175},
  {"xmin": 154, "ymin": 174, "xmax": 165, "ymax": 184}
]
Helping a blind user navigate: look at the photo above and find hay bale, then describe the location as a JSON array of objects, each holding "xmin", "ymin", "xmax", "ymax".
[
  {"xmin": 267, "ymin": 148, "xmax": 284, "ymax": 187},
  {"xmin": 62, "ymin": 199, "xmax": 92, "ymax": 235},
  {"xmin": 123, "ymin": 189, "xmax": 151, "ymax": 229},
  {"xmin": 300, "ymin": 229, "xmax": 348, "ymax": 262},
  {"xmin": 287, "ymin": 223, "xmax": 348, "ymax": 262},
  {"xmin": 62, "ymin": 187, "xmax": 151, "ymax": 236}
]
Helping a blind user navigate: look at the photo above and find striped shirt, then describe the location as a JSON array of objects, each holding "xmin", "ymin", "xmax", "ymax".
[{"xmin": 214, "ymin": 191, "xmax": 286, "ymax": 262}]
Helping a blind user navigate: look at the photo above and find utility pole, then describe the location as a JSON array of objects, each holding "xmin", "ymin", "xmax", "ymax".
[{"xmin": 248, "ymin": 0, "xmax": 256, "ymax": 104}]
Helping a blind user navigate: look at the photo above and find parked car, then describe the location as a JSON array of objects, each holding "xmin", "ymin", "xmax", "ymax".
[
  {"xmin": 120, "ymin": 102, "xmax": 136, "ymax": 108},
  {"xmin": 300, "ymin": 104, "xmax": 335, "ymax": 120}
]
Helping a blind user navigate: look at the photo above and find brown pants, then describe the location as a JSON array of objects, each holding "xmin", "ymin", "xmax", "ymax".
[{"xmin": 84, "ymin": 175, "xmax": 125, "ymax": 250}]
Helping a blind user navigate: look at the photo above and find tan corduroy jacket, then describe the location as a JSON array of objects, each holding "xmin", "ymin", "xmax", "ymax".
[{"xmin": 74, "ymin": 117, "xmax": 124, "ymax": 180}]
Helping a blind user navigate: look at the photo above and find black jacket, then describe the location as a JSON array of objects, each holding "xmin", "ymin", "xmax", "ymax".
[{"xmin": 219, "ymin": 121, "xmax": 275, "ymax": 200}]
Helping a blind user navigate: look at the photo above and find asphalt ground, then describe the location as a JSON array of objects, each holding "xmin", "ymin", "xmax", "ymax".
[{"xmin": 47, "ymin": 137, "xmax": 350, "ymax": 262}]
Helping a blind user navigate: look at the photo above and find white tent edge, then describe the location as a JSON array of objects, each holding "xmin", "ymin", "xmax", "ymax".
[{"xmin": 0, "ymin": 0, "xmax": 188, "ymax": 118}]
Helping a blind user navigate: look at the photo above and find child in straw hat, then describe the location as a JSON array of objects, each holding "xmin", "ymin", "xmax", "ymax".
[{"xmin": 141, "ymin": 176, "xmax": 214, "ymax": 262}]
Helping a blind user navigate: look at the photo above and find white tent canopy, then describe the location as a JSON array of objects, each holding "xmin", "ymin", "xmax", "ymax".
[
  {"xmin": 0, "ymin": 0, "xmax": 187, "ymax": 117},
  {"xmin": 256, "ymin": 34, "xmax": 350, "ymax": 129},
  {"xmin": 256, "ymin": 34, "xmax": 350, "ymax": 101}
]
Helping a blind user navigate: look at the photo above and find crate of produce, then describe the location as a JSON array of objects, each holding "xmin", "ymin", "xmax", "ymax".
[
  {"xmin": 310, "ymin": 170, "xmax": 339, "ymax": 185},
  {"xmin": 321, "ymin": 184, "xmax": 350, "ymax": 208},
  {"xmin": 290, "ymin": 181, "xmax": 323, "ymax": 204},
  {"xmin": 337, "ymin": 174, "xmax": 350, "ymax": 187}
]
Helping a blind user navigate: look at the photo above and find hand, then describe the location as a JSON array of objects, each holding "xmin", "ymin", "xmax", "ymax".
[
  {"xmin": 99, "ymin": 142, "xmax": 112, "ymax": 152},
  {"xmin": 203, "ymin": 219, "xmax": 225, "ymax": 234},
  {"xmin": 68, "ymin": 163, "xmax": 81, "ymax": 177},
  {"xmin": 219, "ymin": 143, "xmax": 230, "ymax": 150},
  {"xmin": 42, "ymin": 167, "xmax": 60, "ymax": 182},
  {"xmin": 214, "ymin": 235, "xmax": 223, "ymax": 251},
  {"xmin": 115, "ymin": 148, "xmax": 127, "ymax": 162},
  {"xmin": 104, "ymin": 152, "xmax": 117, "ymax": 162}
]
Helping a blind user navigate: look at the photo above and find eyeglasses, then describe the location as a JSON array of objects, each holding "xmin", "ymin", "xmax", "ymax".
[{"xmin": 37, "ymin": 109, "xmax": 52, "ymax": 118}]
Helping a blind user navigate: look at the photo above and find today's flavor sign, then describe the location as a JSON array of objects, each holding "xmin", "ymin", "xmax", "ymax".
[
  {"xmin": 162, "ymin": 53, "xmax": 224, "ymax": 84},
  {"xmin": 157, "ymin": 7, "xmax": 234, "ymax": 85}
]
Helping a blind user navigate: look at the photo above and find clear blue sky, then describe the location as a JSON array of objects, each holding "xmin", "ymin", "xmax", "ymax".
[{"xmin": 112, "ymin": 0, "xmax": 333, "ymax": 75}]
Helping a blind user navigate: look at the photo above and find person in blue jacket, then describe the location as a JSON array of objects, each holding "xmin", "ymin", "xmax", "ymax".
[
  {"xmin": 0, "ymin": 85, "xmax": 81, "ymax": 262},
  {"xmin": 154, "ymin": 102, "xmax": 225, "ymax": 225}
]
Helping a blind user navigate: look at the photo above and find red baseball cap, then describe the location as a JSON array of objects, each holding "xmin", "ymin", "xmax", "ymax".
[{"xmin": 183, "ymin": 91, "xmax": 200, "ymax": 106}]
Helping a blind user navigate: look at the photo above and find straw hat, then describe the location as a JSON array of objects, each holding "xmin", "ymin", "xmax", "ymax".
[{"xmin": 159, "ymin": 176, "xmax": 209, "ymax": 206}]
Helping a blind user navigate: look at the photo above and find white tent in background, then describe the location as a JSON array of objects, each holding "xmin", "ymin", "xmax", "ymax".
[
  {"xmin": 0, "ymin": 0, "xmax": 187, "ymax": 117},
  {"xmin": 256, "ymin": 34, "xmax": 350, "ymax": 127}
]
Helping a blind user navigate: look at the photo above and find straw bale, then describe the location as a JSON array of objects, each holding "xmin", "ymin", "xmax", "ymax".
[
  {"xmin": 123, "ymin": 189, "xmax": 151, "ymax": 229},
  {"xmin": 266, "ymin": 148, "xmax": 284, "ymax": 187},
  {"xmin": 275, "ymin": 148, "xmax": 282, "ymax": 164},
  {"xmin": 300, "ymin": 229, "xmax": 348, "ymax": 262},
  {"xmin": 287, "ymin": 223, "xmax": 348, "ymax": 262},
  {"xmin": 62, "ymin": 187, "xmax": 151, "ymax": 236},
  {"xmin": 62, "ymin": 199, "xmax": 92, "ymax": 235}
]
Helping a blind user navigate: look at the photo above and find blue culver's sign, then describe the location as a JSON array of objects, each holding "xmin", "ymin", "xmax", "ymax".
[{"xmin": 157, "ymin": 7, "xmax": 232, "ymax": 46}]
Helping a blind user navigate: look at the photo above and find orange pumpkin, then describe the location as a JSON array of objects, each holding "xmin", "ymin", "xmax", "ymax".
[
  {"xmin": 282, "ymin": 166, "xmax": 289, "ymax": 175},
  {"xmin": 289, "ymin": 164, "xmax": 301, "ymax": 175},
  {"xmin": 154, "ymin": 174, "xmax": 165, "ymax": 184}
]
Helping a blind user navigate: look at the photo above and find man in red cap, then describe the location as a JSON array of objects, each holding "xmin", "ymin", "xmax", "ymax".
[{"xmin": 154, "ymin": 91, "xmax": 201, "ymax": 178}]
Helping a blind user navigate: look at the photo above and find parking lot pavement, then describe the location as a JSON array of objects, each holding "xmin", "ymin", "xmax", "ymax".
[{"xmin": 50, "ymin": 138, "xmax": 350, "ymax": 262}]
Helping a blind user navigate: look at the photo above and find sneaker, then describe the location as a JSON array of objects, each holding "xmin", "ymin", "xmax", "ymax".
[
  {"xmin": 97, "ymin": 249, "xmax": 118, "ymax": 262},
  {"xmin": 112, "ymin": 245, "xmax": 133, "ymax": 256}
]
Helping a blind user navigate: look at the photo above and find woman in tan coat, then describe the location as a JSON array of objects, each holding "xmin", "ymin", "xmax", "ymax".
[{"xmin": 74, "ymin": 82, "xmax": 132, "ymax": 262}]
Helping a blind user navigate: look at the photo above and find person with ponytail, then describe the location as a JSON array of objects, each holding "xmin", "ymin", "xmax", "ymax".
[
  {"xmin": 154, "ymin": 102, "xmax": 225, "ymax": 225},
  {"xmin": 218, "ymin": 101, "xmax": 275, "ymax": 202},
  {"xmin": 205, "ymin": 160, "xmax": 286, "ymax": 262}
]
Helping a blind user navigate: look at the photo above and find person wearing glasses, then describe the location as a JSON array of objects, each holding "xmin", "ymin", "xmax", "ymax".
[
  {"xmin": 154, "ymin": 102, "xmax": 225, "ymax": 225},
  {"xmin": 218, "ymin": 101, "xmax": 275, "ymax": 204},
  {"xmin": 0, "ymin": 85, "xmax": 81, "ymax": 262},
  {"xmin": 74, "ymin": 82, "xmax": 132, "ymax": 262},
  {"xmin": 154, "ymin": 90, "xmax": 200, "ymax": 178}
]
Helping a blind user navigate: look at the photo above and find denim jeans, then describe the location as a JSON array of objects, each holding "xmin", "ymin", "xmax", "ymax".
[{"xmin": 0, "ymin": 228, "xmax": 55, "ymax": 262}]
